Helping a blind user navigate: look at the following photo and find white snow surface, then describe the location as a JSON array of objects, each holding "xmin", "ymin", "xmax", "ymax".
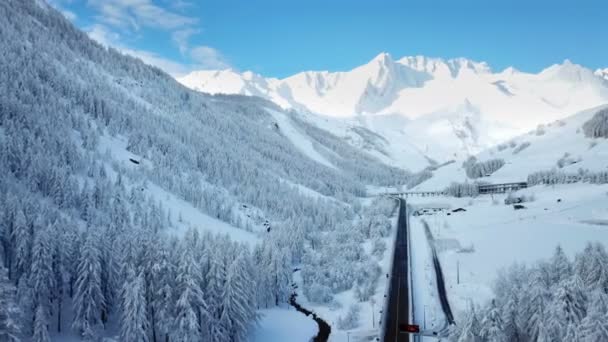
[
  {"xmin": 252, "ymin": 307, "xmax": 317, "ymax": 342},
  {"xmin": 414, "ymin": 104, "xmax": 608, "ymax": 191},
  {"xmin": 98, "ymin": 134, "xmax": 259, "ymax": 245},
  {"xmin": 178, "ymin": 54, "xmax": 608, "ymax": 166},
  {"xmin": 407, "ymin": 183, "xmax": 608, "ymax": 325},
  {"xmin": 266, "ymin": 108, "xmax": 336, "ymax": 169}
]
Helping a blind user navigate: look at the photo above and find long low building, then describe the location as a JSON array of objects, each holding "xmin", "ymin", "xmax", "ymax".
[{"xmin": 478, "ymin": 182, "xmax": 527, "ymax": 194}]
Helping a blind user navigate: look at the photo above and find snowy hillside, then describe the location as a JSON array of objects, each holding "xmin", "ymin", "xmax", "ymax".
[
  {"xmin": 179, "ymin": 54, "xmax": 608, "ymax": 165},
  {"xmin": 414, "ymin": 104, "xmax": 608, "ymax": 191},
  {"xmin": 0, "ymin": 1, "xmax": 410, "ymax": 341},
  {"xmin": 408, "ymin": 183, "xmax": 608, "ymax": 341}
]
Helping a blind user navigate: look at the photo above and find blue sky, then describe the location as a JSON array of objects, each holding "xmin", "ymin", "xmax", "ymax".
[{"xmin": 49, "ymin": 0, "xmax": 607, "ymax": 78}]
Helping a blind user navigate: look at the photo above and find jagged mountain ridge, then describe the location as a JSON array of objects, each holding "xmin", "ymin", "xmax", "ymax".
[{"xmin": 179, "ymin": 54, "xmax": 608, "ymax": 167}]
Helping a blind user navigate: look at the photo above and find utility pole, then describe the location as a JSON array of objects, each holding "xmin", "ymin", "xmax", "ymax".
[
  {"xmin": 423, "ymin": 305, "xmax": 427, "ymax": 330},
  {"xmin": 371, "ymin": 298, "xmax": 375, "ymax": 328},
  {"xmin": 457, "ymin": 260, "xmax": 460, "ymax": 285}
]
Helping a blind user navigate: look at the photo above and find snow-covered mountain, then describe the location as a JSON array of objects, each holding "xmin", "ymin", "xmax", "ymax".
[
  {"xmin": 179, "ymin": 54, "xmax": 608, "ymax": 168},
  {"xmin": 413, "ymin": 104, "xmax": 608, "ymax": 191},
  {"xmin": 596, "ymin": 68, "xmax": 608, "ymax": 81}
]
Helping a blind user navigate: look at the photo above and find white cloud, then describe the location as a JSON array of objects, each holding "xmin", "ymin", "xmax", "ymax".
[
  {"xmin": 87, "ymin": 24, "xmax": 121, "ymax": 47},
  {"xmin": 61, "ymin": 9, "xmax": 77, "ymax": 21},
  {"xmin": 172, "ymin": 28, "xmax": 201, "ymax": 55},
  {"xmin": 46, "ymin": 0, "xmax": 77, "ymax": 21},
  {"xmin": 86, "ymin": 24, "xmax": 229, "ymax": 77},
  {"xmin": 55, "ymin": 1, "xmax": 229, "ymax": 77},
  {"xmin": 190, "ymin": 46, "xmax": 230, "ymax": 70},
  {"xmin": 87, "ymin": 0, "xmax": 198, "ymax": 31}
]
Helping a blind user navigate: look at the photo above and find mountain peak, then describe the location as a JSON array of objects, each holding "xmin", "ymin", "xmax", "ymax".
[
  {"xmin": 595, "ymin": 68, "xmax": 608, "ymax": 81},
  {"xmin": 540, "ymin": 59, "xmax": 597, "ymax": 83},
  {"xmin": 371, "ymin": 52, "xmax": 393, "ymax": 63}
]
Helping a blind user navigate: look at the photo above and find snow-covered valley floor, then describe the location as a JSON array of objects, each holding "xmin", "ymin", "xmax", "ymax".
[{"xmin": 407, "ymin": 183, "xmax": 608, "ymax": 330}]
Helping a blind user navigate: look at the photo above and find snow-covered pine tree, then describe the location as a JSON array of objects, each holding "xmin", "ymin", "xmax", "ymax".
[
  {"xmin": 580, "ymin": 291, "xmax": 608, "ymax": 342},
  {"xmin": 563, "ymin": 321, "xmax": 582, "ymax": 342},
  {"xmin": 586, "ymin": 243, "xmax": 608, "ymax": 293},
  {"xmin": 206, "ymin": 245, "xmax": 226, "ymax": 321},
  {"xmin": 120, "ymin": 270, "xmax": 149, "ymax": 342},
  {"xmin": 551, "ymin": 245, "xmax": 573, "ymax": 284},
  {"xmin": 219, "ymin": 254, "xmax": 258, "ymax": 342},
  {"xmin": 173, "ymin": 248, "xmax": 208, "ymax": 342},
  {"xmin": 575, "ymin": 243, "xmax": 594, "ymax": 287},
  {"xmin": 33, "ymin": 304, "xmax": 50, "ymax": 342},
  {"xmin": 548, "ymin": 274, "xmax": 587, "ymax": 340},
  {"xmin": 29, "ymin": 229, "xmax": 55, "ymax": 341},
  {"xmin": 72, "ymin": 231, "xmax": 105, "ymax": 340},
  {"xmin": 150, "ymin": 245, "xmax": 176, "ymax": 342},
  {"xmin": 0, "ymin": 266, "xmax": 21, "ymax": 342},
  {"xmin": 525, "ymin": 269, "xmax": 551, "ymax": 341},
  {"xmin": 11, "ymin": 209, "xmax": 30, "ymax": 282},
  {"xmin": 270, "ymin": 247, "xmax": 292, "ymax": 306},
  {"xmin": 479, "ymin": 299, "xmax": 506, "ymax": 342},
  {"xmin": 536, "ymin": 318, "xmax": 552, "ymax": 342},
  {"xmin": 456, "ymin": 305, "xmax": 481, "ymax": 342}
]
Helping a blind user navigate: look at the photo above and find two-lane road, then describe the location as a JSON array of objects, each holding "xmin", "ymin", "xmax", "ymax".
[{"xmin": 384, "ymin": 198, "xmax": 412, "ymax": 342}]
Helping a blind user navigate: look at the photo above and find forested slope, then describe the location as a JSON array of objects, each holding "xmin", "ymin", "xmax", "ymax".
[{"xmin": 0, "ymin": 0, "xmax": 408, "ymax": 340}]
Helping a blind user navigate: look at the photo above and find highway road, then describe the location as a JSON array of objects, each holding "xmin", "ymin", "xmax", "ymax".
[{"xmin": 384, "ymin": 198, "xmax": 412, "ymax": 342}]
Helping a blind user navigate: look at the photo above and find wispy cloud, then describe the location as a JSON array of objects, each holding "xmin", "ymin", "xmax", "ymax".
[
  {"xmin": 190, "ymin": 46, "xmax": 230, "ymax": 70},
  {"xmin": 49, "ymin": 0, "xmax": 230, "ymax": 77},
  {"xmin": 172, "ymin": 28, "xmax": 201, "ymax": 55},
  {"xmin": 86, "ymin": 24, "xmax": 229, "ymax": 77},
  {"xmin": 87, "ymin": 0, "xmax": 198, "ymax": 31},
  {"xmin": 46, "ymin": 0, "xmax": 77, "ymax": 21}
]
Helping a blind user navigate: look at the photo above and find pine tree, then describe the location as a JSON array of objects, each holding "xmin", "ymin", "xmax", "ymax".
[
  {"xmin": 586, "ymin": 243, "xmax": 608, "ymax": 293},
  {"xmin": 270, "ymin": 247, "xmax": 291, "ymax": 306},
  {"xmin": 575, "ymin": 243, "xmax": 594, "ymax": 287},
  {"xmin": 206, "ymin": 248, "xmax": 226, "ymax": 321},
  {"xmin": 580, "ymin": 291, "xmax": 608, "ymax": 342},
  {"xmin": 479, "ymin": 299, "xmax": 506, "ymax": 342},
  {"xmin": 150, "ymin": 246, "xmax": 175, "ymax": 342},
  {"xmin": 33, "ymin": 304, "xmax": 50, "ymax": 342},
  {"xmin": 525, "ymin": 269, "xmax": 551, "ymax": 341},
  {"xmin": 11, "ymin": 210, "xmax": 30, "ymax": 281},
  {"xmin": 551, "ymin": 245, "xmax": 572, "ymax": 284},
  {"xmin": 173, "ymin": 249, "xmax": 208, "ymax": 342},
  {"xmin": 564, "ymin": 321, "xmax": 582, "ymax": 342},
  {"xmin": 219, "ymin": 254, "xmax": 258, "ymax": 342},
  {"xmin": 72, "ymin": 232, "xmax": 105, "ymax": 339},
  {"xmin": 501, "ymin": 294, "xmax": 522, "ymax": 342},
  {"xmin": 457, "ymin": 305, "xmax": 481, "ymax": 342},
  {"xmin": 0, "ymin": 267, "xmax": 21, "ymax": 342},
  {"xmin": 120, "ymin": 270, "xmax": 149, "ymax": 342},
  {"xmin": 29, "ymin": 230, "xmax": 55, "ymax": 341},
  {"xmin": 547, "ymin": 276, "xmax": 587, "ymax": 339},
  {"xmin": 536, "ymin": 318, "xmax": 551, "ymax": 342},
  {"xmin": 29, "ymin": 230, "xmax": 55, "ymax": 312}
]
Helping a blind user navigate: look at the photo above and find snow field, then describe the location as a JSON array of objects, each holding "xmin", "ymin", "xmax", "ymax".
[{"xmin": 407, "ymin": 183, "xmax": 608, "ymax": 320}]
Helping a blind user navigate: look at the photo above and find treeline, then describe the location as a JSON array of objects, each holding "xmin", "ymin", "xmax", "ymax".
[
  {"xmin": 444, "ymin": 182, "xmax": 482, "ymax": 198},
  {"xmin": 582, "ymin": 108, "xmax": 608, "ymax": 139},
  {"xmin": 0, "ymin": 0, "xmax": 418, "ymax": 341},
  {"xmin": 0, "ymin": 1, "xmax": 414, "ymax": 341},
  {"xmin": 300, "ymin": 198, "xmax": 394, "ymax": 305},
  {"xmin": 527, "ymin": 169, "xmax": 608, "ymax": 186},
  {"xmin": 451, "ymin": 244, "xmax": 608, "ymax": 342},
  {"xmin": 463, "ymin": 157, "xmax": 505, "ymax": 179},
  {"xmin": 0, "ymin": 165, "xmax": 293, "ymax": 341}
]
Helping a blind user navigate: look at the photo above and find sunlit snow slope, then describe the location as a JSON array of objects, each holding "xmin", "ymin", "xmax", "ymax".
[
  {"xmin": 179, "ymin": 54, "xmax": 608, "ymax": 169},
  {"xmin": 415, "ymin": 105, "xmax": 608, "ymax": 190}
]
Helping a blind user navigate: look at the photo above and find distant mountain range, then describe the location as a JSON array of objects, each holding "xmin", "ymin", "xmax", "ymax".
[{"xmin": 179, "ymin": 54, "xmax": 608, "ymax": 168}]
